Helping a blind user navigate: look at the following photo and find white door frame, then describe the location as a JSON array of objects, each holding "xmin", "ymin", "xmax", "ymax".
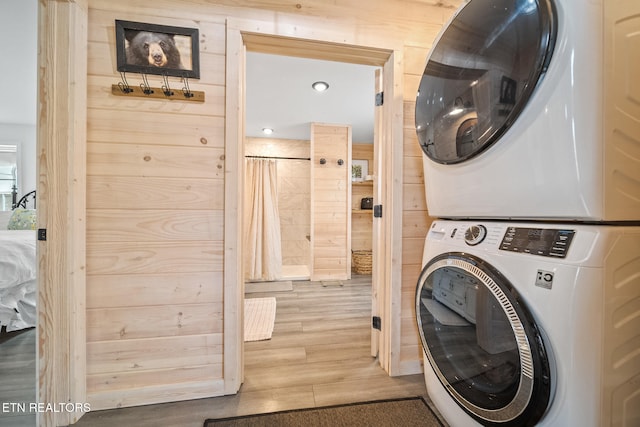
[{"xmin": 224, "ymin": 19, "xmax": 405, "ymax": 392}]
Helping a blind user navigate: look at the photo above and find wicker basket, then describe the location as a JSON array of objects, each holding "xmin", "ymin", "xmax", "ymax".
[{"xmin": 352, "ymin": 250, "xmax": 373, "ymax": 275}]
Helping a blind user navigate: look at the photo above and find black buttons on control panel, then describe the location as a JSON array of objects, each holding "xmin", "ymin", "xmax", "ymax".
[{"xmin": 499, "ymin": 227, "xmax": 575, "ymax": 258}]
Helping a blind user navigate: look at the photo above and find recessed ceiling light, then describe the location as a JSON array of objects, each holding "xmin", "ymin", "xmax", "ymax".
[
  {"xmin": 312, "ymin": 81, "xmax": 329, "ymax": 92},
  {"xmin": 262, "ymin": 128, "xmax": 274, "ymax": 135}
]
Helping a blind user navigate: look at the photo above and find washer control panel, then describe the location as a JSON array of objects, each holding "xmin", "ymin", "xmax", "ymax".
[{"xmin": 499, "ymin": 227, "xmax": 575, "ymax": 258}]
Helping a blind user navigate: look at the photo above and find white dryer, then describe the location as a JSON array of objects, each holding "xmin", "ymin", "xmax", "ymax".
[
  {"xmin": 415, "ymin": 0, "xmax": 640, "ymax": 221},
  {"xmin": 415, "ymin": 220, "xmax": 640, "ymax": 426}
]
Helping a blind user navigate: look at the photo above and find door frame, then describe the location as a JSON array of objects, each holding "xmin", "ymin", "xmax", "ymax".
[{"xmin": 224, "ymin": 19, "xmax": 405, "ymax": 392}]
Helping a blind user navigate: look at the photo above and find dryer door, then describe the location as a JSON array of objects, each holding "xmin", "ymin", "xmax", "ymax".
[
  {"xmin": 415, "ymin": 0, "xmax": 557, "ymax": 164},
  {"xmin": 415, "ymin": 252, "xmax": 551, "ymax": 426}
]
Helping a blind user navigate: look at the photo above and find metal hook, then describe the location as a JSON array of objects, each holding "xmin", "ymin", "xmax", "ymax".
[
  {"xmin": 161, "ymin": 73, "xmax": 174, "ymax": 97},
  {"xmin": 140, "ymin": 74, "xmax": 154, "ymax": 95},
  {"xmin": 117, "ymin": 72, "xmax": 133, "ymax": 94},
  {"xmin": 182, "ymin": 75, "xmax": 194, "ymax": 98}
]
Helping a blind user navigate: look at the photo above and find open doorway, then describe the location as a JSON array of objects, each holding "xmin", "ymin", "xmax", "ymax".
[
  {"xmin": 224, "ymin": 24, "xmax": 403, "ymax": 395},
  {"xmin": 241, "ymin": 52, "xmax": 389, "ymax": 406},
  {"xmin": 243, "ymin": 52, "xmax": 377, "ymax": 283}
]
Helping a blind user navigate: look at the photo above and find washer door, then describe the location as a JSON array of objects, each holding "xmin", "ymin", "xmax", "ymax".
[
  {"xmin": 415, "ymin": 253, "xmax": 551, "ymax": 426},
  {"xmin": 415, "ymin": 0, "xmax": 557, "ymax": 164}
]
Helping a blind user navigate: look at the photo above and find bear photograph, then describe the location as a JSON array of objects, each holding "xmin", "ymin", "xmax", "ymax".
[
  {"xmin": 125, "ymin": 31, "xmax": 186, "ymax": 70},
  {"xmin": 116, "ymin": 20, "xmax": 199, "ymax": 79}
]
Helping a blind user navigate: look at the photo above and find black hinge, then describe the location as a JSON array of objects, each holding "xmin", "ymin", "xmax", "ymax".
[
  {"xmin": 372, "ymin": 316, "xmax": 381, "ymax": 331},
  {"xmin": 375, "ymin": 92, "xmax": 383, "ymax": 106},
  {"xmin": 37, "ymin": 228, "xmax": 47, "ymax": 241},
  {"xmin": 373, "ymin": 204, "xmax": 382, "ymax": 218}
]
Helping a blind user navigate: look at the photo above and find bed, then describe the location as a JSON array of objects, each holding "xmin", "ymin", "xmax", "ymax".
[{"xmin": 0, "ymin": 190, "xmax": 37, "ymax": 332}]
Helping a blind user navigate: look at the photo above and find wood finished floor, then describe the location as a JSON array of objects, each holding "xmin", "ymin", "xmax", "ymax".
[
  {"xmin": 0, "ymin": 328, "xmax": 36, "ymax": 427},
  {"xmin": 1, "ymin": 276, "xmax": 447, "ymax": 427}
]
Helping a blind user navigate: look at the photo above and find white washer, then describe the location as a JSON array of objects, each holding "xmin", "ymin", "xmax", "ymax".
[
  {"xmin": 415, "ymin": 219, "xmax": 640, "ymax": 426},
  {"xmin": 415, "ymin": 0, "xmax": 640, "ymax": 221}
]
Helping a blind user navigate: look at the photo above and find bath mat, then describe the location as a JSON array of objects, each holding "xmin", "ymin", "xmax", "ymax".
[{"xmin": 244, "ymin": 297, "xmax": 276, "ymax": 342}]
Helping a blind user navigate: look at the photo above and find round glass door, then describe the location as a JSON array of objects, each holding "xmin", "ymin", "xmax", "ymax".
[
  {"xmin": 415, "ymin": 253, "xmax": 552, "ymax": 426},
  {"xmin": 415, "ymin": 0, "xmax": 557, "ymax": 164}
]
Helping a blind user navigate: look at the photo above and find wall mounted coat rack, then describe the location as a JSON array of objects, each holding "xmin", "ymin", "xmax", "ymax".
[{"xmin": 112, "ymin": 72, "xmax": 205, "ymax": 102}]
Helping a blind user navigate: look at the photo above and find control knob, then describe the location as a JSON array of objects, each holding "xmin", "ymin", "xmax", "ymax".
[{"xmin": 464, "ymin": 225, "xmax": 487, "ymax": 246}]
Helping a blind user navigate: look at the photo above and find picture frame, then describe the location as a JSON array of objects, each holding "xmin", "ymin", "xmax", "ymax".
[
  {"xmin": 115, "ymin": 20, "xmax": 200, "ymax": 79},
  {"xmin": 352, "ymin": 159, "xmax": 369, "ymax": 182}
]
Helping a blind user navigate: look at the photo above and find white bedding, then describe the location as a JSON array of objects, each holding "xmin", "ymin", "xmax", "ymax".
[{"xmin": 0, "ymin": 230, "xmax": 36, "ymax": 331}]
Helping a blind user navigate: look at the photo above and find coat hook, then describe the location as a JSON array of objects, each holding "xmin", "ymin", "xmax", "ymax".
[
  {"xmin": 337, "ymin": 159, "xmax": 344, "ymax": 166},
  {"xmin": 161, "ymin": 73, "xmax": 174, "ymax": 97},
  {"xmin": 319, "ymin": 158, "xmax": 327, "ymax": 165},
  {"xmin": 182, "ymin": 75, "xmax": 194, "ymax": 98},
  {"xmin": 140, "ymin": 74, "xmax": 154, "ymax": 95},
  {"xmin": 117, "ymin": 72, "xmax": 133, "ymax": 94}
]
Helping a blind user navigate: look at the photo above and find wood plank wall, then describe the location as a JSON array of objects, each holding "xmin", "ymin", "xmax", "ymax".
[
  {"xmin": 85, "ymin": 6, "xmax": 227, "ymax": 409},
  {"xmin": 311, "ymin": 124, "xmax": 352, "ymax": 281},
  {"xmin": 80, "ymin": 0, "xmax": 460, "ymax": 411}
]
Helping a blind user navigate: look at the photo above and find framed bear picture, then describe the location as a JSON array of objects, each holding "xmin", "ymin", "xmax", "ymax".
[{"xmin": 115, "ymin": 20, "xmax": 200, "ymax": 79}]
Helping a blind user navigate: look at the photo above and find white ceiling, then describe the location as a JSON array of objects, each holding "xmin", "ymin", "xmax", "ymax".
[{"xmin": 246, "ymin": 52, "xmax": 379, "ymax": 143}]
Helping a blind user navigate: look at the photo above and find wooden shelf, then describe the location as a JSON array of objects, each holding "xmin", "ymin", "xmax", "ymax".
[
  {"xmin": 352, "ymin": 209, "xmax": 374, "ymax": 214},
  {"xmin": 351, "ymin": 180, "xmax": 373, "ymax": 186}
]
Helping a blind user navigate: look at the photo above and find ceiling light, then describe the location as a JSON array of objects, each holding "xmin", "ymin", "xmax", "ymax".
[
  {"xmin": 312, "ymin": 81, "xmax": 329, "ymax": 92},
  {"xmin": 262, "ymin": 128, "xmax": 274, "ymax": 135}
]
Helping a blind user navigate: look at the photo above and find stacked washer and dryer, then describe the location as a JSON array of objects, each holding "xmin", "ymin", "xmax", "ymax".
[{"xmin": 413, "ymin": 1, "xmax": 640, "ymax": 426}]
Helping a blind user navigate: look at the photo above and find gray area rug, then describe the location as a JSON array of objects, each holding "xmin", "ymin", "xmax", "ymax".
[{"xmin": 204, "ymin": 396, "xmax": 444, "ymax": 426}]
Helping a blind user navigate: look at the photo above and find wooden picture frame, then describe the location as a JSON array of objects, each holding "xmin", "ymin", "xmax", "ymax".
[{"xmin": 115, "ymin": 20, "xmax": 200, "ymax": 79}]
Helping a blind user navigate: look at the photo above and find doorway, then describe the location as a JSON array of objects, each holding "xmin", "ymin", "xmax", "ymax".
[
  {"xmin": 244, "ymin": 52, "xmax": 377, "ymax": 283},
  {"xmin": 224, "ymin": 24, "xmax": 403, "ymax": 392}
]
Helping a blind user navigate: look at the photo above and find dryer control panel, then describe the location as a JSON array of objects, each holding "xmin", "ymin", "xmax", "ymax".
[{"xmin": 499, "ymin": 227, "xmax": 575, "ymax": 258}]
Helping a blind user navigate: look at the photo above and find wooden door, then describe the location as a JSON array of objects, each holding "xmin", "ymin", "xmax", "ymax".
[
  {"xmin": 310, "ymin": 123, "xmax": 352, "ymax": 281},
  {"xmin": 371, "ymin": 69, "xmax": 383, "ymax": 358}
]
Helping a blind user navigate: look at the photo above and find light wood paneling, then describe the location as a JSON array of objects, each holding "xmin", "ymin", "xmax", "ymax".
[
  {"xmin": 86, "ymin": 210, "xmax": 224, "ymax": 242},
  {"xmin": 38, "ymin": 1, "xmax": 88, "ymax": 425},
  {"xmin": 86, "ymin": 143, "xmax": 225, "ymax": 179},
  {"xmin": 86, "ymin": 303, "xmax": 222, "ymax": 341},
  {"xmin": 85, "ymin": 6, "xmax": 227, "ymax": 412},
  {"xmin": 86, "ymin": 272, "xmax": 223, "ymax": 308},
  {"xmin": 86, "ymin": 334, "xmax": 223, "ymax": 375},
  {"xmin": 86, "ymin": 176, "xmax": 224, "ymax": 210},
  {"xmin": 311, "ymin": 124, "xmax": 352, "ymax": 281}
]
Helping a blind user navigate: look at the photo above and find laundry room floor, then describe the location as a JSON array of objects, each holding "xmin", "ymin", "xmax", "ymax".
[{"xmin": 74, "ymin": 275, "xmax": 447, "ymax": 427}]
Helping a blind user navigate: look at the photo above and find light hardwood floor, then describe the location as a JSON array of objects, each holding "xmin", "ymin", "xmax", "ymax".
[
  {"xmin": 0, "ymin": 328, "xmax": 37, "ymax": 427},
  {"xmin": 1, "ymin": 276, "xmax": 446, "ymax": 427}
]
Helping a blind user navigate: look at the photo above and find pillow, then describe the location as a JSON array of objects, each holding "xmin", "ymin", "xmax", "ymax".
[{"xmin": 7, "ymin": 209, "xmax": 37, "ymax": 230}]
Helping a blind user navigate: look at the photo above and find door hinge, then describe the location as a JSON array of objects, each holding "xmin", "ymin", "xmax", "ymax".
[
  {"xmin": 37, "ymin": 228, "xmax": 47, "ymax": 241},
  {"xmin": 372, "ymin": 316, "xmax": 381, "ymax": 331},
  {"xmin": 375, "ymin": 92, "xmax": 384, "ymax": 106},
  {"xmin": 373, "ymin": 204, "xmax": 383, "ymax": 218}
]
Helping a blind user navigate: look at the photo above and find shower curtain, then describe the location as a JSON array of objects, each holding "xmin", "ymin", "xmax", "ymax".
[{"xmin": 244, "ymin": 158, "xmax": 283, "ymax": 281}]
